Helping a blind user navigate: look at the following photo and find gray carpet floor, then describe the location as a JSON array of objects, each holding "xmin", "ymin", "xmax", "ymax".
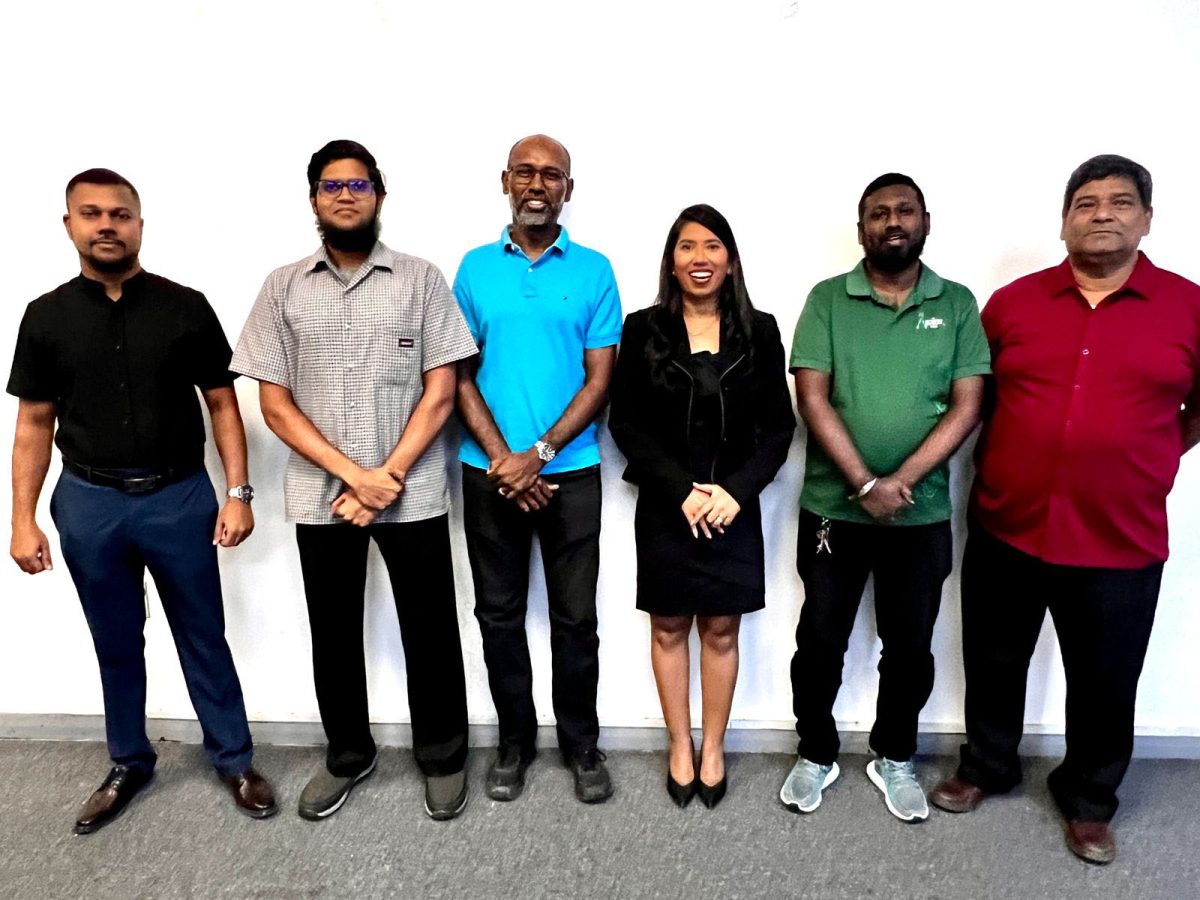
[{"xmin": 1, "ymin": 740, "xmax": 1196, "ymax": 900}]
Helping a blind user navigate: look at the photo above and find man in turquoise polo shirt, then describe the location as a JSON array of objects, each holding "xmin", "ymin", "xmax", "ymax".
[
  {"xmin": 454, "ymin": 134, "xmax": 622, "ymax": 804},
  {"xmin": 778, "ymin": 173, "xmax": 990, "ymax": 823}
]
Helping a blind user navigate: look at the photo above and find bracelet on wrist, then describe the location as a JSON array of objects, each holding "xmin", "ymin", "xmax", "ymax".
[{"xmin": 849, "ymin": 477, "xmax": 877, "ymax": 502}]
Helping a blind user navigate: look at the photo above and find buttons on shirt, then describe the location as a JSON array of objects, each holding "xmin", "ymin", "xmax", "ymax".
[{"xmin": 1081, "ymin": 348, "xmax": 1090, "ymax": 356}]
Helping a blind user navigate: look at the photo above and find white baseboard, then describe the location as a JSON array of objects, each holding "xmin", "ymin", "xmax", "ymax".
[{"xmin": 2, "ymin": 714, "xmax": 1197, "ymax": 759}]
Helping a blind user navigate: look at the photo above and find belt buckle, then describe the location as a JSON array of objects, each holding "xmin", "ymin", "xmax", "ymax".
[{"xmin": 122, "ymin": 475, "xmax": 161, "ymax": 495}]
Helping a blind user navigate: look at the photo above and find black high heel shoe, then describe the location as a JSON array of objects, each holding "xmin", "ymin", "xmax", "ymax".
[
  {"xmin": 667, "ymin": 772, "xmax": 697, "ymax": 807},
  {"xmin": 697, "ymin": 753, "xmax": 728, "ymax": 809},
  {"xmin": 666, "ymin": 737, "xmax": 697, "ymax": 808}
]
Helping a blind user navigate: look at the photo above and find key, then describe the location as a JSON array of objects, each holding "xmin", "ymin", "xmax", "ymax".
[{"xmin": 816, "ymin": 517, "xmax": 832, "ymax": 555}]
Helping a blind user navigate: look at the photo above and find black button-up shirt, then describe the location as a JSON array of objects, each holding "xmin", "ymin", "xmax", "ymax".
[{"xmin": 7, "ymin": 271, "xmax": 236, "ymax": 470}]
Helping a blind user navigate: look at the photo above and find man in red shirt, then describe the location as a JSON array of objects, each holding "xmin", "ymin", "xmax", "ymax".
[{"xmin": 930, "ymin": 155, "xmax": 1200, "ymax": 864}]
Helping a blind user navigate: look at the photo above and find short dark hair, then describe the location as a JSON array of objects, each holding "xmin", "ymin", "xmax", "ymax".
[
  {"xmin": 1062, "ymin": 154, "xmax": 1152, "ymax": 215},
  {"xmin": 307, "ymin": 140, "xmax": 387, "ymax": 199},
  {"xmin": 65, "ymin": 168, "xmax": 139, "ymax": 206},
  {"xmin": 858, "ymin": 172, "xmax": 925, "ymax": 221}
]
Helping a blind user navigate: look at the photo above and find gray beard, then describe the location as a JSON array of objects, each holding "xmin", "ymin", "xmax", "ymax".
[{"xmin": 514, "ymin": 208, "xmax": 553, "ymax": 227}]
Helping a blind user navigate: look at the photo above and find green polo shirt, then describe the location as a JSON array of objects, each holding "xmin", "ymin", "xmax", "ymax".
[{"xmin": 790, "ymin": 261, "xmax": 991, "ymax": 525}]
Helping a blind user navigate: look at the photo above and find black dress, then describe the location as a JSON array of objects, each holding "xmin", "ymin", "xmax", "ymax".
[{"xmin": 610, "ymin": 308, "xmax": 796, "ymax": 618}]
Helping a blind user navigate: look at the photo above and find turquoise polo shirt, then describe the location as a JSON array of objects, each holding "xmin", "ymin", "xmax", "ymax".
[
  {"xmin": 790, "ymin": 261, "xmax": 991, "ymax": 525},
  {"xmin": 453, "ymin": 227, "xmax": 623, "ymax": 474}
]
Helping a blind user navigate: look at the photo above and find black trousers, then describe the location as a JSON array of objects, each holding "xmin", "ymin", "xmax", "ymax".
[
  {"xmin": 461, "ymin": 463, "xmax": 602, "ymax": 759},
  {"xmin": 956, "ymin": 522, "xmax": 1162, "ymax": 822},
  {"xmin": 791, "ymin": 509, "xmax": 953, "ymax": 765},
  {"xmin": 295, "ymin": 516, "xmax": 468, "ymax": 778}
]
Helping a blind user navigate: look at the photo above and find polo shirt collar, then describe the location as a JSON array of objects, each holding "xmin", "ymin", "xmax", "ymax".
[
  {"xmin": 845, "ymin": 260, "xmax": 945, "ymax": 310},
  {"xmin": 501, "ymin": 226, "xmax": 571, "ymax": 259},
  {"xmin": 1044, "ymin": 250, "xmax": 1156, "ymax": 301}
]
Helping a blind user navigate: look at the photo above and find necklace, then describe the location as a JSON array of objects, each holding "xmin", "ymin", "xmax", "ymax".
[{"xmin": 685, "ymin": 316, "xmax": 719, "ymax": 337}]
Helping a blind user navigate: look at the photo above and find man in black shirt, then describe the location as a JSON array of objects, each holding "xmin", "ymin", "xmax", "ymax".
[{"xmin": 7, "ymin": 168, "xmax": 277, "ymax": 833}]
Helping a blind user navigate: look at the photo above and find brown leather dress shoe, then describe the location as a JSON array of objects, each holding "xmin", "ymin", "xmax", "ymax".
[
  {"xmin": 219, "ymin": 768, "xmax": 278, "ymax": 819},
  {"xmin": 74, "ymin": 765, "xmax": 153, "ymax": 835},
  {"xmin": 929, "ymin": 775, "xmax": 985, "ymax": 813},
  {"xmin": 1066, "ymin": 820, "xmax": 1116, "ymax": 864}
]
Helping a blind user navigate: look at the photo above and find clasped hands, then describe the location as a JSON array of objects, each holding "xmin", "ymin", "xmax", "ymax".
[
  {"xmin": 856, "ymin": 474, "xmax": 915, "ymax": 523},
  {"xmin": 332, "ymin": 465, "xmax": 407, "ymax": 527},
  {"xmin": 681, "ymin": 482, "xmax": 741, "ymax": 539},
  {"xmin": 488, "ymin": 448, "xmax": 558, "ymax": 513}
]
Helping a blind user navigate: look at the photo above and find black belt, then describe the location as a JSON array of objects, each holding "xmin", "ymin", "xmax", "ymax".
[{"xmin": 63, "ymin": 460, "xmax": 200, "ymax": 495}]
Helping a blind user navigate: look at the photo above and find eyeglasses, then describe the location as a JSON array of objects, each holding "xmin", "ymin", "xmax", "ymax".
[
  {"xmin": 507, "ymin": 165, "xmax": 568, "ymax": 187},
  {"xmin": 314, "ymin": 179, "xmax": 375, "ymax": 198}
]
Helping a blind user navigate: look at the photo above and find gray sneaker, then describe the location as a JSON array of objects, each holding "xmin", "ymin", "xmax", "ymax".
[
  {"xmin": 779, "ymin": 757, "xmax": 840, "ymax": 813},
  {"xmin": 866, "ymin": 758, "xmax": 929, "ymax": 822},
  {"xmin": 297, "ymin": 755, "xmax": 377, "ymax": 820},
  {"xmin": 424, "ymin": 770, "xmax": 468, "ymax": 821}
]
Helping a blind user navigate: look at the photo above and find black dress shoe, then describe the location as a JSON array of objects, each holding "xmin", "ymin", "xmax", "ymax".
[
  {"xmin": 219, "ymin": 768, "xmax": 278, "ymax": 819},
  {"xmin": 74, "ymin": 765, "xmax": 153, "ymax": 835},
  {"xmin": 667, "ymin": 773, "xmax": 697, "ymax": 808},
  {"xmin": 697, "ymin": 775, "xmax": 727, "ymax": 809}
]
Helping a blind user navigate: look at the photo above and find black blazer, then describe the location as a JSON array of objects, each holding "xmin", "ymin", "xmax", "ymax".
[{"xmin": 609, "ymin": 306, "xmax": 796, "ymax": 504}]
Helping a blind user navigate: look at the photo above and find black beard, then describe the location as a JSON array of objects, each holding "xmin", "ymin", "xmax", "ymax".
[
  {"xmin": 85, "ymin": 252, "xmax": 137, "ymax": 275},
  {"xmin": 865, "ymin": 233, "xmax": 926, "ymax": 274},
  {"xmin": 320, "ymin": 217, "xmax": 380, "ymax": 253}
]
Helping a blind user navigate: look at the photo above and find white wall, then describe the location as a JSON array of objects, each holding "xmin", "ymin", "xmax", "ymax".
[{"xmin": 2, "ymin": 0, "xmax": 1199, "ymax": 739}]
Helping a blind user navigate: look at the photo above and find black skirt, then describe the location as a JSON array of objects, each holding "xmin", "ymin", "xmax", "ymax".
[{"xmin": 634, "ymin": 490, "xmax": 766, "ymax": 617}]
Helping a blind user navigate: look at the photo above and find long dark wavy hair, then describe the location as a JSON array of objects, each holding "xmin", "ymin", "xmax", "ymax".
[{"xmin": 647, "ymin": 204, "xmax": 756, "ymax": 370}]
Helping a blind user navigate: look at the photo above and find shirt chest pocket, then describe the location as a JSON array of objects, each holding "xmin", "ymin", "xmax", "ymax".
[{"xmin": 374, "ymin": 325, "xmax": 423, "ymax": 385}]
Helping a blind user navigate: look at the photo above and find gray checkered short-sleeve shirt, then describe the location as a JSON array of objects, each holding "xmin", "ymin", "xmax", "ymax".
[{"xmin": 231, "ymin": 242, "xmax": 478, "ymax": 524}]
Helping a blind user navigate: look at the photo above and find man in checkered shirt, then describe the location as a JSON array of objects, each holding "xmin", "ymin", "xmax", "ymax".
[{"xmin": 231, "ymin": 140, "xmax": 478, "ymax": 822}]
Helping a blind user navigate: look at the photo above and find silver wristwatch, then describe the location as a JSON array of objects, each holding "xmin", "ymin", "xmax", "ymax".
[
  {"xmin": 534, "ymin": 440, "xmax": 557, "ymax": 463},
  {"xmin": 227, "ymin": 484, "xmax": 255, "ymax": 504}
]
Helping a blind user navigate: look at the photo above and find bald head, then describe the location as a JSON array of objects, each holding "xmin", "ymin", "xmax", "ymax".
[{"xmin": 507, "ymin": 134, "xmax": 571, "ymax": 174}]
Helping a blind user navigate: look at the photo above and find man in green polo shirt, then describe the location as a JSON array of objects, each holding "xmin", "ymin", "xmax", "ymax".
[{"xmin": 778, "ymin": 173, "xmax": 990, "ymax": 823}]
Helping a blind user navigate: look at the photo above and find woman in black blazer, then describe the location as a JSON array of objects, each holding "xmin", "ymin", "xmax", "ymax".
[{"xmin": 609, "ymin": 204, "xmax": 795, "ymax": 808}]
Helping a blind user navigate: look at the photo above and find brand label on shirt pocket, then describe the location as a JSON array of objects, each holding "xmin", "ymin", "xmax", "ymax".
[{"xmin": 398, "ymin": 337, "xmax": 415, "ymax": 348}]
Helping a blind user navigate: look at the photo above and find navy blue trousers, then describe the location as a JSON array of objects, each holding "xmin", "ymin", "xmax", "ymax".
[{"xmin": 50, "ymin": 469, "xmax": 254, "ymax": 776}]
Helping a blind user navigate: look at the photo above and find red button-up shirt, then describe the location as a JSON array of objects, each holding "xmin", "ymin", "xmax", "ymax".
[{"xmin": 972, "ymin": 253, "xmax": 1200, "ymax": 568}]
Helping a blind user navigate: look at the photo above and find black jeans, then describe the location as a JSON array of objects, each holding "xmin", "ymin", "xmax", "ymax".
[
  {"xmin": 295, "ymin": 515, "xmax": 468, "ymax": 778},
  {"xmin": 461, "ymin": 463, "xmax": 602, "ymax": 759},
  {"xmin": 956, "ymin": 522, "xmax": 1162, "ymax": 822},
  {"xmin": 790, "ymin": 509, "xmax": 953, "ymax": 765}
]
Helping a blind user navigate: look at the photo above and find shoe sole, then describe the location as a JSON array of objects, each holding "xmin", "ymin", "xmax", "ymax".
[
  {"xmin": 576, "ymin": 785, "xmax": 614, "ymax": 804},
  {"xmin": 234, "ymin": 801, "xmax": 280, "ymax": 820},
  {"xmin": 866, "ymin": 760, "xmax": 928, "ymax": 823},
  {"xmin": 779, "ymin": 761, "xmax": 839, "ymax": 814},
  {"xmin": 73, "ymin": 773, "xmax": 155, "ymax": 835},
  {"xmin": 298, "ymin": 755, "xmax": 378, "ymax": 821},
  {"xmin": 425, "ymin": 786, "xmax": 469, "ymax": 821}
]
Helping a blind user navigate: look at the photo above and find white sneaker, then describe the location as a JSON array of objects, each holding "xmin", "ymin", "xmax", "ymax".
[
  {"xmin": 779, "ymin": 757, "xmax": 840, "ymax": 813},
  {"xmin": 867, "ymin": 758, "xmax": 929, "ymax": 822}
]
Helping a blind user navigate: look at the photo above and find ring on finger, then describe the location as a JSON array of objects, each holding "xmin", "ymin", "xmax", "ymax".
[{"xmin": 498, "ymin": 487, "xmax": 508, "ymax": 497}]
